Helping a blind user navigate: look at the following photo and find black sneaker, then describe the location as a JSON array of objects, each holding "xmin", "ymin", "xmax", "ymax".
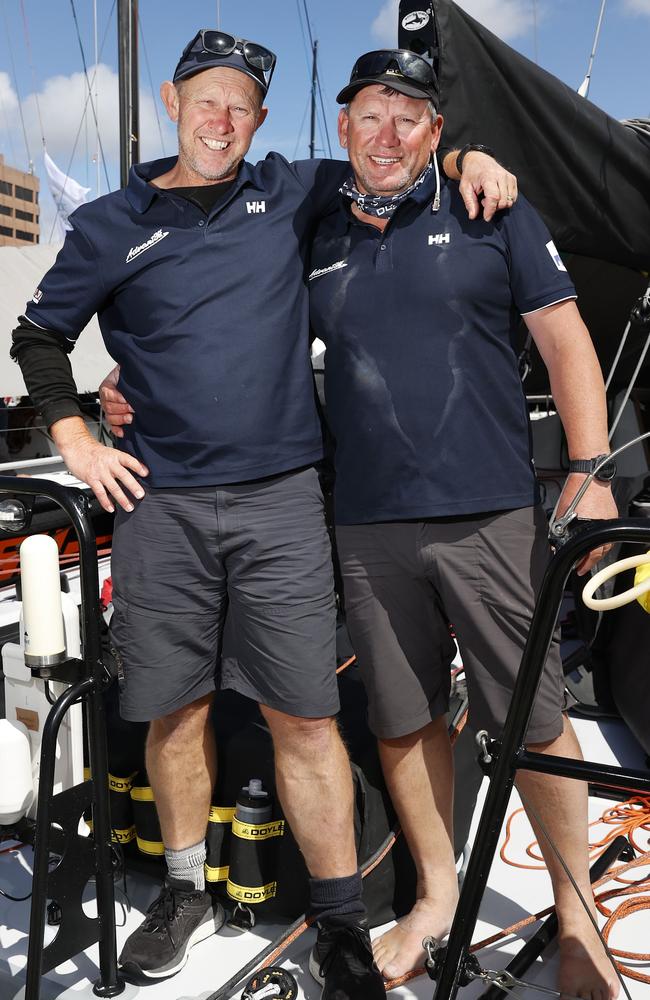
[
  {"xmin": 119, "ymin": 878, "xmax": 225, "ymax": 979},
  {"xmin": 309, "ymin": 920, "xmax": 385, "ymax": 999}
]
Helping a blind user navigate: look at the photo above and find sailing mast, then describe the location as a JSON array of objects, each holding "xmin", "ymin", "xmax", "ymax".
[
  {"xmin": 117, "ymin": 0, "xmax": 139, "ymax": 187},
  {"xmin": 309, "ymin": 39, "xmax": 318, "ymax": 158}
]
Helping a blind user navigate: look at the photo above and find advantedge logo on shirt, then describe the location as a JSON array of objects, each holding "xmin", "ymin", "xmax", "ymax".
[
  {"xmin": 308, "ymin": 259, "xmax": 348, "ymax": 282},
  {"xmin": 125, "ymin": 228, "xmax": 170, "ymax": 263}
]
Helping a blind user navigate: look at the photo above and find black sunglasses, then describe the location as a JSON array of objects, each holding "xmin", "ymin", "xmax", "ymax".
[
  {"xmin": 183, "ymin": 29, "xmax": 277, "ymax": 82},
  {"xmin": 350, "ymin": 49, "xmax": 436, "ymax": 88}
]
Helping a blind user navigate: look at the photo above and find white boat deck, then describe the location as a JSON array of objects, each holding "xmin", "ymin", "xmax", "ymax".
[{"xmin": 1, "ymin": 714, "xmax": 648, "ymax": 1000}]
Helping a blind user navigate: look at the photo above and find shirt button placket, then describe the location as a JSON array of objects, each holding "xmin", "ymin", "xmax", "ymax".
[{"xmin": 376, "ymin": 238, "xmax": 393, "ymax": 272}]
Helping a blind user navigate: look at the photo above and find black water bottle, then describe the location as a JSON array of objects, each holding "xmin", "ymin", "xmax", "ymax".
[{"xmin": 226, "ymin": 778, "xmax": 284, "ymax": 923}]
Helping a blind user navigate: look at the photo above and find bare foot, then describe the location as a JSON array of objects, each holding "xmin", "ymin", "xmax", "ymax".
[
  {"xmin": 373, "ymin": 894, "xmax": 456, "ymax": 981},
  {"xmin": 558, "ymin": 919, "xmax": 620, "ymax": 1000}
]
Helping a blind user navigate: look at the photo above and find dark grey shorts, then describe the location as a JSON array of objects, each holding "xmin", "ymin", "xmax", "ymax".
[
  {"xmin": 110, "ymin": 467, "xmax": 338, "ymax": 722},
  {"xmin": 336, "ymin": 506, "xmax": 565, "ymax": 743}
]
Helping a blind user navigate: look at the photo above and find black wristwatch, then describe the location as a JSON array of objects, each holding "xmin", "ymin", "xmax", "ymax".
[
  {"xmin": 455, "ymin": 143, "xmax": 497, "ymax": 174},
  {"xmin": 568, "ymin": 454, "xmax": 617, "ymax": 482}
]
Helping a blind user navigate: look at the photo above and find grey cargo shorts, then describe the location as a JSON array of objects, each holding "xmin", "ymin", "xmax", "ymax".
[
  {"xmin": 110, "ymin": 467, "xmax": 339, "ymax": 722},
  {"xmin": 336, "ymin": 505, "xmax": 565, "ymax": 743}
]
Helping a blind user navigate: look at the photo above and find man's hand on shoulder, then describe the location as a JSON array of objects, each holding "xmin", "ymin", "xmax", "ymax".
[
  {"xmin": 99, "ymin": 365, "xmax": 134, "ymax": 439},
  {"xmin": 52, "ymin": 415, "xmax": 148, "ymax": 513},
  {"xmin": 442, "ymin": 149, "xmax": 518, "ymax": 223},
  {"xmin": 555, "ymin": 475, "xmax": 619, "ymax": 576}
]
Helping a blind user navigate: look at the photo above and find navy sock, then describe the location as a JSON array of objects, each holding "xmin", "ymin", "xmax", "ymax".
[{"xmin": 308, "ymin": 871, "xmax": 366, "ymax": 927}]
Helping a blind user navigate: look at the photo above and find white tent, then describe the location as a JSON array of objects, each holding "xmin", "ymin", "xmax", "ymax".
[{"xmin": 0, "ymin": 243, "xmax": 114, "ymax": 396}]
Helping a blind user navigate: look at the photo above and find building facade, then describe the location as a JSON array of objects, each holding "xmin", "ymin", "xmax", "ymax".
[{"xmin": 0, "ymin": 155, "xmax": 40, "ymax": 248}]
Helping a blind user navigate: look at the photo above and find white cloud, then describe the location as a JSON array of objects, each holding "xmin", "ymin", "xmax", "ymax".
[
  {"xmin": 621, "ymin": 0, "xmax": 650, "ymax": 14},
  {"xmin": 21, "ymin": 64, "xmax": 173, "ymax": 173},
  {"xmin": 372, "ymin": 0, "xmax": 535, "ymax": 45},
  {"xmin": 372, "ymin": 0, "xmax": 400, "ymax": 45},
  {"xmin": 0, "ymin": 65, "xmax": 175, "ymax": 243},
  {"xmin": 0, "ymin": 72, "xmax": 19, "ymax": 117},
  {"xmin": 1, "ymin": 64, "xmax": 172, "ymax": 191}
]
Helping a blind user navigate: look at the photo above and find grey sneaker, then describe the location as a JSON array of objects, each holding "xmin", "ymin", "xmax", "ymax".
[
  {"xmin": 119, "ymin": 878, "xmax": 224, "ymax": 979},
  {"xmin": 309, "ymin": 920, "xmax": 385, "ymax": 999}
]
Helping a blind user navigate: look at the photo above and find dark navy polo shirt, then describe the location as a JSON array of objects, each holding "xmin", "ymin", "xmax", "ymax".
[
  {"xmin": 308, "ymin": 172, "xmax": 576, "ymax": 524},
  {"xmin": 25, "ymin": 154, "xmax": 349, "ymax": 486}
]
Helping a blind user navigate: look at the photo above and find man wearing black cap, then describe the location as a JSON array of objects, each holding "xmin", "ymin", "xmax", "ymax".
[
  {"xmin": 308, "ymin": 50, "xmax": 619, "ymax": 1000},
  {"xmin": 12, "ymin": 31, "xmax": 517, "ymax": 996}
]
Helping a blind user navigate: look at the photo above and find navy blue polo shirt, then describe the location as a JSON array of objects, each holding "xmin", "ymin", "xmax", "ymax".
[
  {"xmin": 308, "ymin": 172, "xmax": 576, "ymax": 524},
  {"xmin": 25, "ymin": 154, "xmax": 349, "ymax": 486}
]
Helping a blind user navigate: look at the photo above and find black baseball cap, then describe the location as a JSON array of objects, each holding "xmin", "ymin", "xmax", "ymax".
[
  {"xmin": 173, "ymin": 29, "xmax": 277, "ymax": 95},
  {"xmin": 337, "ymin": 49, "xmax": 438, "ymax": 106}
]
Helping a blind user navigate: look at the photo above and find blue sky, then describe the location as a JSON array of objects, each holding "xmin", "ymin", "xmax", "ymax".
[{"xmin": 0, "ymin": 0, "xmax": 648, "ymax": 239}]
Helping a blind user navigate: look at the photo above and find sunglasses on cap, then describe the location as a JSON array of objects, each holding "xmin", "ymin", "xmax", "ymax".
[
  {"xmin": 348, "ymin": 49, "xmax": 436, "ymax": 89},
  {"xmin": 179, "ymin": 29, "xmax": 277, "ymax": 84}
]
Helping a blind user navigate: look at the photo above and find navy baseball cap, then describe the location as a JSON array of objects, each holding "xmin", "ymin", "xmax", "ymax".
[
  {"xmin": 337, "ymin": 49, "xmax": 438, "ymax": 106},
  {"xmin": 173, "ymin": 29, "xmax": 277, "ymax": 95}
]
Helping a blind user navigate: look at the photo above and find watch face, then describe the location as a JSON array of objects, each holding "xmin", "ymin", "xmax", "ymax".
[{"xmin": 595, "ymin": 458, "xmax": 616, "ymax": 481}]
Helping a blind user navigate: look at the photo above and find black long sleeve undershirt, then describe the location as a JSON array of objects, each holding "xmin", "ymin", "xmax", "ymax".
[{"xmin": 11, "ymin": 319, "xmax": 85, "ymax": 428}]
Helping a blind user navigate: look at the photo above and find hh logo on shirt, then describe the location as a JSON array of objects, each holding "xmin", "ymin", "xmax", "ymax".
[
  {"xmin": 246, "ymin": 201, "xmax": 266, "ymax": 214},
  {"xmin": 428, "ymin": 233, "xmax": 451, "ymax": 246}
]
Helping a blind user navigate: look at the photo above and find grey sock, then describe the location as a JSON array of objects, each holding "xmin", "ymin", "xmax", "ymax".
[{"xmin": 165, "ymin": 840, "xmax": 207, "ymax": 892}]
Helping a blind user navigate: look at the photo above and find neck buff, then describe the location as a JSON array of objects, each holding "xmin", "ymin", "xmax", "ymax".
[{"xmin": 340, "ymin": 160, "xmax": 432, "ymax": 219}]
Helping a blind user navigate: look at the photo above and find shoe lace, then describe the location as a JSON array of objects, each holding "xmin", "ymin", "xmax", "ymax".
[
  {"xmin": 141, "ymin": 885, "xmax": 186, "ymax": 942},
  {"xmin": 318, "ymin": 923, "xmax": 373, "ymax": 979}
]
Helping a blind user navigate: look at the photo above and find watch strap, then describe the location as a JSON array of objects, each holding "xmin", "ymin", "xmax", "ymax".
[
  {"xmin": 568, "ymin": 454, "xmax": 616, "ymax": 481},
  {"xmin": 456, "ymin": 143, "xmax": 497, "ymax": 174}
]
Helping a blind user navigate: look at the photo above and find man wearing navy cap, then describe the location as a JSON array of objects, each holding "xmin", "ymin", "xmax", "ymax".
[
  {"xmin": 12, "ymin": 31, "xmax": 516, "ymax": 996},
  {"xmin": 307, "ymin": 50, "xmax": 619, "ymax": 1000}
]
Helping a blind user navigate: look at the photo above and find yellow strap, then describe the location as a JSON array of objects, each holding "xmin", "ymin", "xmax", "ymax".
[
  {"xmin": 209, "ymin": 806, "xmax": 236, "ymax": 824},
  {"xmin": 136, "ymin": 835, "xmax": 165, "ymax": 856},
  {"xmin": 232, "ymin": 817, "xmax": 284, "ymax": 841},
  {"xmin": 112, "ymin": 826, "xmax": 136, "ymax": 844},
  {"xmin": 226, "ymin": 878, "xmax": 277, "ymax": 902},
  {"xmin": 109, "ymin": 772, "xmax": 137, "ymax": 793},
  {"xmin": 205, "ymin": 864, "xmax": 229, "ymax": 882},
  {"xmin": 131, "ymin": 785, "xmax": 155, "ymax": 802}
]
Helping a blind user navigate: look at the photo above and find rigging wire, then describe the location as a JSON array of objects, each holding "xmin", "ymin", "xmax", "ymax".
[
  {"xmin": 0, "ymin": 0, "xmax": 33, "ymax": 169},
  {"xmin": 578, "ymin": 0, "xmax": 607, "ymax": 99},
  {"xmin": 316, "ymin": 70, "xmax": 332, "ymax": 158},
  {"xmin": 295, "ymin": 0, "xmax": 332, "ymax": 158},
  {"xmin": 18, "ymin": 0, "xmax": 45, "ymax": 148},
  {"xmin": 47, "ymin": 1, "xmax": 116, "ymax": 242},
  {"xmin": 138, "ymin": 12, "xmax": 167, "ymax": 157},
  {"xmin": 68, "ymin": 0, "xmax": 111, "ymax": 190},
  {"xmin": 295, "ymin": 0, "xmax": 312, "ymax": 75},
  {"xmin": 291, "ymin": 93, "xmax": 312, "ymax": 160}
]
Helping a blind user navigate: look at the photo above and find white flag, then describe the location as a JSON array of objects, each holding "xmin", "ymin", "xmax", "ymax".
[{"xmin": 43, "ymin": 150, "xmax": 91, "ymax": 242}]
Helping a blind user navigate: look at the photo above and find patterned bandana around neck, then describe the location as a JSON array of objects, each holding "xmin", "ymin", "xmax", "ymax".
[{"xmin": 340, "ymin": 161, "xmax": 432, "ymax": 219}]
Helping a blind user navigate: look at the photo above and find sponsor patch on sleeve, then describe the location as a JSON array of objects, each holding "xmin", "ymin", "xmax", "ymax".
[
  {"xmin": 32, "ymin": 288, "xmax": 43, "ymax": 304},
  {"xmin": 545, "ymin": 240, "xmax": 567, "ymax": 272}
]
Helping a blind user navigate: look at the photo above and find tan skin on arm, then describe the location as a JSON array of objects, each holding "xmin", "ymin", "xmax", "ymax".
[
  {"xmin": 50, "ymin": 413, "xmax": 148, "ymax": 513},
  {"xmin": 525, "ymin": 299, "xmax": 619, "ymax": 575}
]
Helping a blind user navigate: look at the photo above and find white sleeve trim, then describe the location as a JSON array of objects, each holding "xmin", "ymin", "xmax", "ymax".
[
  {"xmin": 520, "ymin": 294, "xmax": 577, "ymax": 317},
  {"xmin": 19, "ymin": 313, "xmax": 49, "ymax": 331}
]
